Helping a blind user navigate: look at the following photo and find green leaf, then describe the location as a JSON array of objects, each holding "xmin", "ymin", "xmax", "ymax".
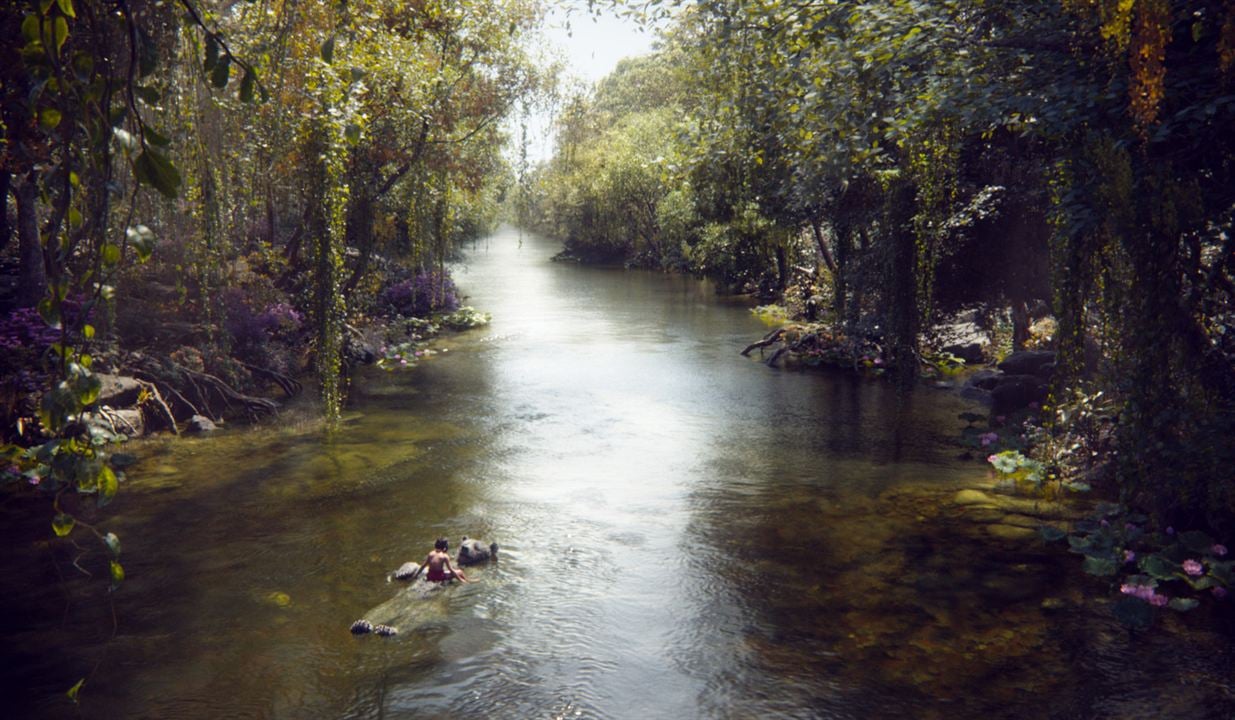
[
  {"xmin": 98, "ymin": 465, "xmax": 117, "ymax": 507},
  {"xmin": 103, "ymin": 531, "xmax": 121, "ymax": 557},
  {"xmin": 52, "ymin": 16, "xmax": 68, "ymax": 54},
  {"xmin": 344, "ymin": 123, "xmax": 361, "ymax": 144},
  {"xmin": 56, "ymin": 0, "xmax": 75, "ymax": 18},
  {"xmin": 1082, "ymin": 556, "xmax": 1118, "ymax": 577},
  {"xmin": 321, "ymin": 35, "xmax": 335, "ymax": 64},
  {"xmin": 21, "ymin": 15, "xmax": 41, "ymax": 44},
  {"xmin": 66, "ymin": 678, "xmax": 85, "ymax": 704},
  {"xmin": 210, "ymin": 55, "xmax": 230, "ymax": 89},
  {"xmin": 126, "ymin": 224, "xmax": 155, "ymax": 261},
  {"xmin": 77, "ymin": 373, "xmax": 101, "ymax": 406},
  {"xmin": 37, "ymin": 297, "xmax": 61, "ymax": 328},
  {"xmin": 68, "ymin": 207, "xmax": 82, "ymax": 229},
  {"xmin": 143, "ymin": 126, "xmax": 171, "ymax": 147},
  {"xmin": 101, "ymin": 243, "xmax": 121, "ymax": 266},
  {"xmin": 39, "ymin": 108, "xmax": 62, "ymax": 130},
  {"xmin": 52, "ymin": 512, "xmax": 76, "ymax": 537},
  {"xmin": 1168, "ymin": 597, "xmax": 1199, "ymax": 612},
  {"xmin": 1140, "ymin": 554, "xmax": 1181, "ymax": 581},
  {"xmin": 239, "ymin": 68, "xmax": 255, "ymax": 103},
  {"xmin": 82, "ymin": 324, "xmax": 94, "ymax": 339},
  {"xmin": 109, "ymin": 560, "xmax": 125, "ymax": 585},
  {"xmin": 203, "ymin": 34, "xmax": 218, "ymax": 72},
  {"xmin": 134, "ymin": 151, "xmax": 181, "ymax": 199}
]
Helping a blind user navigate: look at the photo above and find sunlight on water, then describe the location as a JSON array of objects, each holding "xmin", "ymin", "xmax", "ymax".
[{"xmin": 2, "ymin": 226, "xmax": 1232, "ymax": 719}]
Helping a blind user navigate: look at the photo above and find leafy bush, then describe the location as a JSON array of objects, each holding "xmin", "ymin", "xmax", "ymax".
[
  {"xmin": 379, "ymin": 271, "xmax": 459, "ymax": 318},
  {"xmin": 440, "ymin": 306, "xmax": 490, "ymax": 330}
]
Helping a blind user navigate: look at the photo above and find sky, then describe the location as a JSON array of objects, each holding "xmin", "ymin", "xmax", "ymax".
[{"xmin": 518, "ymin": 3, "xmax": 661, "ymax": 164}]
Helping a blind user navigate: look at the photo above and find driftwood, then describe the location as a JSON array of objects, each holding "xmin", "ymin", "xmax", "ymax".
[{"xmin": 741, "ymin": 327, "xmax": 786, "ymax": 356}]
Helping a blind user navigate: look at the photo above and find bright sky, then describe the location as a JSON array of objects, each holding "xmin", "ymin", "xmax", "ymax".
[{"xmin": 518, "ymin": 3, "xmax": 660, "ymax": 164}]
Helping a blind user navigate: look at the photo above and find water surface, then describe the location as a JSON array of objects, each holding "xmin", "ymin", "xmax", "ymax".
[{"xmin": 3, "ymin": 226, "xmax": 1232, "ymax": 719}]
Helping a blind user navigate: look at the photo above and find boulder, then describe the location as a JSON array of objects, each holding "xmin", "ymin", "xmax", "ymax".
[
  {"xmin": 392, "ymin": 561, "xmax": 420, "ymax": 581},
  {"xmin": 83, "ymin": 408, "xmax": 145, "ymax": 438},
  {"xmin": 990, "ymin": 374, "xmax": 1048, "ymax": 413},
  {"xmin": 96, "ymin": 374, "xmax": 144, "ymax": 407},
  {"xmin": 185, "ymin": 415, "xmax": 217, "ymax": 434},
  {"xmin": 942, "ymin": 342, "xmax": 985, "ymax": 365},
  {"xmin": 997, "ymin": 350, "xmax": 1056, "ymax": 377},
  {"xmin": 967, "ymin": 369, "xmax": 1003, "ymax": 391}
]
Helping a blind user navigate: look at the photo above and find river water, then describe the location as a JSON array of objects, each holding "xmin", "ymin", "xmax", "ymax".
[{"xmin": 3, "ymin": 226, "xmax": 1233, "ymax": 719}]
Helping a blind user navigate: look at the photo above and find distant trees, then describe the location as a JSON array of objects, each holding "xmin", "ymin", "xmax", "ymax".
[{"xmin": 529, "ymin": 0, "xmax": 1235, "ymax": 531}]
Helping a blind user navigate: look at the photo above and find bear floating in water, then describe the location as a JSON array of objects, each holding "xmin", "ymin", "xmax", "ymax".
[{"xmin": 456, "ymin": 536, "xmax": 499, "ymax": 566}]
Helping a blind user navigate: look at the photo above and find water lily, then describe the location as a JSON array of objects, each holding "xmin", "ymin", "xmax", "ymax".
[
  {"xmin": 1183, "ymin": 559, "xmax": 1204, "ymax": 576},
  {"xmin": 1149, "ymin": 593, "xmax": 1169, "ymax": 607},
  {"xmin": 1212, "ymin": 544, "xmax": 1228, "ymax": 557}
]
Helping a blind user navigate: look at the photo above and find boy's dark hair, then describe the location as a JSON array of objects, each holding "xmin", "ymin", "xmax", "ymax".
[{"xmin": 434, "ymin": 537, "xmax": 448, "ymax": 551}]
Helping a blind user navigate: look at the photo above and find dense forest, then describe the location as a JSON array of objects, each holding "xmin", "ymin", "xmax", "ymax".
[
  {"xmin": 526, "ymin": 1, "xmax": 1235, "ymax": 538},
  {"xmin": 2, "ymin": 0, "xmax": 1235, "ymax": 712}
]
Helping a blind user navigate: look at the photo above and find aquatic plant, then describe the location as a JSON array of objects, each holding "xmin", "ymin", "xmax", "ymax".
[
  {"xmin": 440, "ymin": 306, "xmax": 491, "ymax": 330},
  {"xmin": 1039, "ymin": 503, "xmax": 1232, "ymax": 628}
]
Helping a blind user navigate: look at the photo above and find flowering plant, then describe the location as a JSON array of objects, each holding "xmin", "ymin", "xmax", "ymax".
[{"xmin": 1040, "ymin": 503, "xmax": 1232, "ymax": 628}]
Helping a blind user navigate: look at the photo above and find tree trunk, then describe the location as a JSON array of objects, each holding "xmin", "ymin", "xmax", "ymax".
[
  {"xmin": 0, "ymin": 170, "xmax": 11, "ymax": 255},
  {"xmin": 1011, "ymin": 300, "xmax": 1029, "ymax": 351},
  {"xmin": 15, "ymin": 176, "xmax": 46, "ymax": 308},
  {"xmin": 809, "ymin": 217, "xmax": 837, "ymax": 274}
]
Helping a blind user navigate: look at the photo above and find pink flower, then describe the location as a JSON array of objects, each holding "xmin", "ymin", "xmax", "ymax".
[
  {"xmin": 873, "ymin": 358, "xmax": 884, "ymax": 366},
  {"xmin": 1183, "ymin": 559, "xmax": 1204, "ymax": 576},
  {"xmin": 1149, "ymin": 594, "xmax": 1169, "ymax": 607},
  {"xmin": 987, "ymin": 455, "xmax": 997, "ymax": 464},
  {"xmin": 1212, "ymin": 544, "xmax": 1228, "ymax": 557},
  {"xmin": 1123, "ymin": 549, "xmax": 1136, "ymax": 563},
  {"xmin": 1213, "ymin": 587, "xmax": 1228, "ymax": 599}
]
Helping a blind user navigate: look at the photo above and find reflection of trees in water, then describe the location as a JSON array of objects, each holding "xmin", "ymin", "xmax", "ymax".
[{"xmin": 680, "ymin": 378, "xmax": 1234, "ymax": 718}]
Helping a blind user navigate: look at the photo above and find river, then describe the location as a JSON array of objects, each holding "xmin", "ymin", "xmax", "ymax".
[{"xmin": 3, "ymin": 225, "xmax": 1232, "ymax": 719}]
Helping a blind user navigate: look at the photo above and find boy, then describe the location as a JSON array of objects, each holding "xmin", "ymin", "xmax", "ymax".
[{"xmin": 409, "ymin": 537, "xmax": 470, "ymax": 583}]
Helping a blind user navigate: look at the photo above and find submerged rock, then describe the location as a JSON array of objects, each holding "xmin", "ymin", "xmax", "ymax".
[{"xmin": 185, "ymin": 415, "xmax": 217, "ymax": 434}]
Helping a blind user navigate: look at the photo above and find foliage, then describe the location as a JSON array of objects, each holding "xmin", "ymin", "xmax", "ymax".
[
  {"xmin": 440, "ymin": 306, "xmax": 491, "ymax": 330},
  {"xmin": 380, "ymin": 271, "xmax": 460, "ymax": 318},
  {"xmin": 1039, "ymin": 503, "xmax": 1231, "ymax": 628}
]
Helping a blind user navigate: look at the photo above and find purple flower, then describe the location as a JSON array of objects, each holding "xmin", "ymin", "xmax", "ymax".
[
  {"xmin": 873, "ymin": 358, "xmax": 883, "ymax": 366},
  {"xmin": 1213, "ymin": 586, "xmax": 1228, "ymax": 599},
  {"xmin": 979, "ymin": 432, "xmax": 999, "ymax": 447},
  {"xmin": 1100, "ymin": 519, "xmax": 1110, "ymax": 528},
  {"xmin": 1183, "ymin": 559, "xmax": 1204, "ymax": 576},
  {"xmin": 1149, "ymin": 594, "xmax": 1169, "ymax": 607},
  {"xmin": 1212, "ymin": 544, "xmax": 1228, "ymax": 557},
  {"xmin": 1123, "ymin": 549, "xmax": 1136, "ymax": 563},
  {"xmin": 1027, "ymin": 401, "xmax": 1040, "ymax": 411},
  {"xmin": 995, "ymin": 415, "xmax": 1007, "ymax": 424},
  {"xmin": 1166, "ymin": 526, "xmax": 1175, "ymax": 535}
]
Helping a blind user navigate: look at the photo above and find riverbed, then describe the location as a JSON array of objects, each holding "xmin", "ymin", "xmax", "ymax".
[{"xmin": 2, "ymin": 225, "xmax": 1232, "ymax": 719}]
